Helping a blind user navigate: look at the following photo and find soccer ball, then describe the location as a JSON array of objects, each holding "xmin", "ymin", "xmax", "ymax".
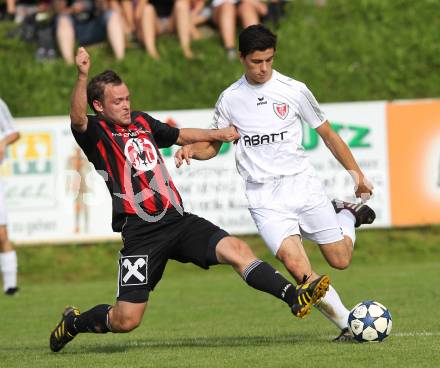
[{"xmin": 347, "ymin": 300, "xmax": 392, "ymax": 343}]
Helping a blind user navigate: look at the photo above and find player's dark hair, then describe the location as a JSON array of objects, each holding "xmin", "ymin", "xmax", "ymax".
[
  {"xmin": 239, "ymin": 24, "xmax": 277, "ymax": 57},
  {"xmin": 87, "ymin": 70, "xmax": 123, "ymax": 113}
]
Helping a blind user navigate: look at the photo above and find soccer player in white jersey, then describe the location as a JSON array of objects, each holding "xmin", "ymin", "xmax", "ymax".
[
  {"xmin": 175, "ymin": 24, "xmax": 376, "ymax": 341},
  {"xmin": 0, "ymin": 98, "xmax": 20, "ymax": 296}
]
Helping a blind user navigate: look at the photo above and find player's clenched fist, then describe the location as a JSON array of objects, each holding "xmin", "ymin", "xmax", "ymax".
[
  {"xmin": 216, "ymin": 126, "xmax": 240, "ymax": 142},
  {"xmin": 355, "ymin": 177, "xmax": 374, "ymax": 203},
  {"xmin": 75, "ymin": 47, "xmax": 90, "ymax": 76}
]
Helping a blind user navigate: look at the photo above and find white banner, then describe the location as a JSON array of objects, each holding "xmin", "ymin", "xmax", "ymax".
[
  {"xmin": 3, "ymin": 117, "xmax": 116, "ymax": 244},
  {"xmin": 5, "ymin": 103, "xmax": 390, "ymax": 244}
]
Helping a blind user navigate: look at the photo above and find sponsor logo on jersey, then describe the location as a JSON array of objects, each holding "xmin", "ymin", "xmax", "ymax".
[
  {"xmin": 273, "ymin": 102, "xmax": 289, "ymax": 119},
  {"xmin": 124, "ymin": 137, "xmax": 158, "ymax": 172},
  {"xmin": 257, "ymin": 97, "xmax": 267, "ymax": 106},
  {"xmin": 243, "ymin": 131, "xmax": 288, "ymax": 146},
  {"xmin": 119, "ymin": 255, "xmax": 148, "ymax": 286},
  {"xmin": 112, "ymin": 129, "xmax": 149, "ymax": 138}
]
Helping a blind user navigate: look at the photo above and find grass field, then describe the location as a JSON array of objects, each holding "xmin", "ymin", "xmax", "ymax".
[{"xmin": 1, "ymin": 229, "xmax": 440, "ymax": 367}]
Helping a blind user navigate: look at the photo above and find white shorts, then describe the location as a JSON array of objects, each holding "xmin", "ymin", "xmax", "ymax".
[
  {"xmin": 0, "ymin": 180, "xmax": 6, "ymax": 225},
  {"xmin": 246, "ymin": 169, "xmax": 343, "ymax": 255}
]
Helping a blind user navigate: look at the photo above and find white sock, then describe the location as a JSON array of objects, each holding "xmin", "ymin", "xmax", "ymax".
[
  {"xmin": 336, "ymin": 210, "xmax": 356, "ymax": 245},
  {"xmin": 0, "ymin": 250, "xmax": 18, "ymax": 291},
  {"xmin": 314, "ymin": 284, "xmax": 350, "ymax": 330}
]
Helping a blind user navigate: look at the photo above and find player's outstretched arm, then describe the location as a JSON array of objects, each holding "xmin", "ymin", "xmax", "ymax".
[
  {"xmin": 70, "ymin": 47, "xmax": 90, "ymax": 133},
  {"xmin": 174, "ymin": 141, "xmax": 222, "ymax": 168},
  {"xmin": 316, "ymin": 121, "xmax": 373, "ymax": 201},
  {"xmin": 174, "ymin": 126, "xmax": 238, "ymax": 167},
  {"xmin": 176, "ymin": 126, "xmax": 239, "ymax": 146}
]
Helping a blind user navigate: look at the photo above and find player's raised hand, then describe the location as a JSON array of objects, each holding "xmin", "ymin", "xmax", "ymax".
[
  {"xmin": 216, "ymin": 126, "xmax": 240, "ymax": 142},
  {"xmin": 355, "ymin": 177, "xmax": 374, "ymax": 202},
  {"xmin": 175, "ymin": 145, "xmax": 194, "ymax": 168},
  {"xmin": 75, "ymin": 47, "xmax": 90, "ymax": 76}
]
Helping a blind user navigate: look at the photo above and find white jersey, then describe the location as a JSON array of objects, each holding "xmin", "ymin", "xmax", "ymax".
[
  {"xmin": 212, "ymin": 70, "xmax": 326, "ymax": 183},
  {"xmin": 0, "ymin": 98, "xmax": 19, "ymax": 140}
]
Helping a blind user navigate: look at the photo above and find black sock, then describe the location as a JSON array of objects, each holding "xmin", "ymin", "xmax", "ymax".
[
  {"xmin": 243, "ymin": 260, "xmax": 297, "ymax": 307},
  {"xmin": 68, "ymin": 304, "xmax": 112, "ymax": 335}
]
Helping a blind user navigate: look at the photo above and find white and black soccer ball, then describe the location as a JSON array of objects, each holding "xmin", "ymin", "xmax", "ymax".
[{"xmin": 348, "ymin": 300, "xmax": 392, "ymax": 343}]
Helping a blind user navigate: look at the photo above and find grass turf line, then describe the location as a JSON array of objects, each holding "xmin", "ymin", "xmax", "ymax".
[{"xmin": 0, "ymin": 228, "xmax": 439, "ymax": 367}]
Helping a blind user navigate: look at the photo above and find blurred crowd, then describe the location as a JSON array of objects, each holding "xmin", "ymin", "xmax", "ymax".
[{"xmin": 0, "ymin": 0, "xmax": 289, "ymax": 63}]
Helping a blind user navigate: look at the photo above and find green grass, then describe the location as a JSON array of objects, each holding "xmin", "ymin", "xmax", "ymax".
[{"xmin": 1, "ymin": 228, "xmax": 440, "ymax": 367}]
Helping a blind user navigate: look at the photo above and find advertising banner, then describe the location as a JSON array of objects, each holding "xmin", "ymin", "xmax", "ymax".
[
  {"xmin": 387, "ymin": 100, "xmax": 440, "ymax": 226},
  {"xmin": 2, "ymin": 117, "xmax": 116, "ymax": 244},
  {"xmin": 3, "ymin": 101, "xmax": 396, "ymax": 244}
]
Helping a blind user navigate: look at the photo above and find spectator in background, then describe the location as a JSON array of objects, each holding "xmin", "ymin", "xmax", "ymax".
[
  {"xmin": 54, "ymin": 0, "xmax": 125, "ymax": 64},
  {"xmin": 2, "ymin": 0, "xmax": 56, "ymax": 61},
  {"xmin": 0, "ymin": 0, "xmax": 16, "ymax": 20},
  {"xmin": 211, "ymin": 0, "xmax": 267, "ymax": 60},
  {"xmin": 137, "ymin": 0, "xmax": 194, "ymax": 60},
  {"xmin": 9, "ymin": 0, "xmax": 49, "ymax": 23},
  {"xmin": 109, "ymin": 0, "xmax": 136, "ymax": 42},
  {"xmin": 237, "ymin": 0, "xmax": 267, "ymax": 28},
  {"xmin": 0, "ymin": 98, "xmax": 20, "ymax": 296},
  {"xmin": 189, "ymin": 0, "xmax": 210, "ymax": 40},
  {"xmin": 211, "ymin": 0, "xmax": 236, "ymax": 60},
  {"xmin": 263, "ymin": 0, "xmax": 288, "ymax": 29}
]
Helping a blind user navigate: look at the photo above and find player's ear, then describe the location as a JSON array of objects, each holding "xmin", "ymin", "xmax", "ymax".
[
  {"xmin": 93, "ymin": 99, "xmax": 104, "ymax": 113},
  {"xmin": 239, "ymin": 52, "xmax": 245, "ymax": 65}
]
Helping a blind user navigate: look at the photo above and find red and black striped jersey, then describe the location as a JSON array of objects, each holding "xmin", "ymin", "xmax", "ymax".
[{"xmin": 72, "ymin": 111, "xmax": 183, "ymax": 231}]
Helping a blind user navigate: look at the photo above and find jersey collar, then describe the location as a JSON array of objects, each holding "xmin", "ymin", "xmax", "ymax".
[{"xmin": 243, "ymin": 70, "xmax": 278, "ymax": 89}]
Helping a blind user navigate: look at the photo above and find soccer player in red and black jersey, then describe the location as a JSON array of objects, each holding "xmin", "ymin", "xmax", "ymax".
[{"xmin": 49, "ymin": 47, "xmax": 331, "ymax": 352}]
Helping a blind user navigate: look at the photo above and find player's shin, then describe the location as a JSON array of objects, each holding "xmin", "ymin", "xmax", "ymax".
[
  {"xmin": 242, "ymin": 260, "xmax": 296, "ymax": 306},
  {"xmin": 69, "ymin": 304, "xmax": 113, "ymax": 335},
  {"xmin": 314, "ymin": 284, "xmax": 350, "ymax": 329}
]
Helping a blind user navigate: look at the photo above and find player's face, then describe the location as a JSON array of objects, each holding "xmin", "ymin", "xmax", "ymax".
[
  {"xmin": 98, "ymin": 83, "xmax": 131, "ymax": 126},
  {"xmin": 241, "ymin": 48, "xmax": 275, "ymax": 85}
]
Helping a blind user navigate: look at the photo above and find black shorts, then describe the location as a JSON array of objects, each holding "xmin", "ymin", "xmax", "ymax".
[{"xmin": 117, "ymin": 210, "xmax": 229, "ymax": 303}]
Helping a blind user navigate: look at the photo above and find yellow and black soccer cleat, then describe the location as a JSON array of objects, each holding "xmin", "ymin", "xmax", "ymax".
[
  {"xmin": 291, "ymin": 275, "xmax": 330, "ymax": 319},
  {"xmin": 49, "ymin": 306, "xmax": 80, "ymax": 352}
]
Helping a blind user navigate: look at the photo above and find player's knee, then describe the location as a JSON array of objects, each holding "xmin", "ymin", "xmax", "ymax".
[
  {"xmin": 276, "ymin": 249, "xmax": 305, "ymax": 271},
  {"xmin": 217, "ymin": 236, "xmax": 255, "ymax": 266},
  {"xmin": 329, "ymin": 256, "xmax": 351, "ymax": 270},
  {"xmin": 114, "ymin": 317, "xmax": 142, "ymax": 332},
  {"xmin": 281, "ymin": 259, "xmax": 310, "ymax": 282},
  {"xmin": 229, "ymin": 238, "xmax": 255, "ymax": 261}
]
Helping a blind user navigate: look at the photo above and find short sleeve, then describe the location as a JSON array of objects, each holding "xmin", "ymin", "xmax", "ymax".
[
  {"xmin": 211, "ymin": 92, "xmax": 232, "ymax": 129},
  {"xmin": 71, "ymin": 115, "xmax": 99, "ymax": 155},
  {"xmin": 141, "ymin": 112, "xmax": 179, "ymax": 148},
  {"xmin": 297, "ymin": 84, "xmax": 327, "ymax": 129},
  {"xmin": 0, "ymin": 99, "xmax": 19, "ymax": 138}
]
